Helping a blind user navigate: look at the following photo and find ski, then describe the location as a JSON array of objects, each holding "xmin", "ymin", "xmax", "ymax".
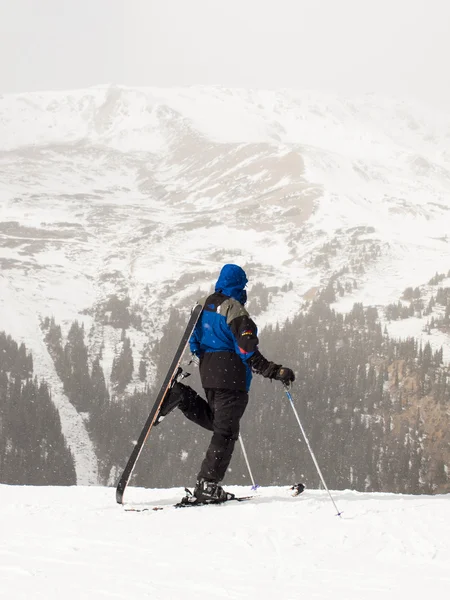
[
  {"xmin": 175, "ymin": 496, "xmax": 254, "ymax": 508},
  {"xmin": 124, "ymin": 496, "xmax": 254, "ymax": 512},
  {"xmin": 116, "ymin": 304, "xmax": 203, "ymax": 505},
  {"xmin": 123, "ymin": 484, "xmax": 305, "ymax": 512}
]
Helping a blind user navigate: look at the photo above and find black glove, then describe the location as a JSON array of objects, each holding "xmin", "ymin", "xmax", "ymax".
[
  {"xmin": 248, "ymin": 351, "xmax": 295, "ymax": 384},
  {"xmin": 274, "ymin": 366, "xmax": 295, "ymax": 384}
]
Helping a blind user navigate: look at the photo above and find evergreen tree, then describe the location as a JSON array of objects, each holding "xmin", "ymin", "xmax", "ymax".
[
  {"xmin": 111, "ymin": 335, "xmax": 134, "ymax": 393},
  {"xmin": 0, "ymin": 332, "xmax": 76, "ymax": 485}
]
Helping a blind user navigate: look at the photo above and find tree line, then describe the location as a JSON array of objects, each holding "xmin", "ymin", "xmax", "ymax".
[
  {"xmin": 129, "ymin": 295, "xmax": 450, "ymax": 494},
  {"xmin": 0, "ymin": 331, "xmax": 75, "ymax": 485},
  {"xmin": 2, "ymin": 287, "xmax": 449, "ymax": 493}
]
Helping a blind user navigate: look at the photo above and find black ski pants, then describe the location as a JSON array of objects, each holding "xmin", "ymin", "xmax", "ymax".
[{"xmin": 179, "ymin": 387, "xmax": 249, "ymax": 483}]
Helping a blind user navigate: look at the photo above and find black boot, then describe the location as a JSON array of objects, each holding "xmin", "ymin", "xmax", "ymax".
[
  {"xmin": 193, "ymin": 478, "xmax": 235, "ymax": 503},
  {"xmin": 154, "ymin": 382, "xmax": 188, "ymax": 426}
]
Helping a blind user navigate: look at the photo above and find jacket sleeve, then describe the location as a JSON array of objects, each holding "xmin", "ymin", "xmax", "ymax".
[
  {"xmin": 228, "ymin": 313, "xmax": 280, "ymax": 377},
  {"xmin": 247, "ymin": 349, "xmax": 281, "ymax": 379},
  {"xmin": 228, "ymin": 314, "xmax": 259, "ymax": 355}
]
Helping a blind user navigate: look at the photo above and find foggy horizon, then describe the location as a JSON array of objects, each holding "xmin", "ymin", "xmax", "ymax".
[{"xmin": 1, "ymin": 0, "xmax": 449, "ymax": 112}]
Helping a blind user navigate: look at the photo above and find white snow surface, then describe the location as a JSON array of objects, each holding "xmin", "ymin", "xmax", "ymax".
[{"xmin": 1, "ymin": 484, "xmax": 449, "ymax": 600}]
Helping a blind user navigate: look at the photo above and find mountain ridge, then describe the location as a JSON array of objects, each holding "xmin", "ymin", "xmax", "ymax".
[{"xmin": 2, "ymin": 85, "xmax": 450, "ymax": 371}]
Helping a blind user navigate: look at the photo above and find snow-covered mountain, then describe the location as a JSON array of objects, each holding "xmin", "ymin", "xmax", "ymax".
[
  {"xmin": 1, "ymin": 85, "xmax": 450, "ymax": 483},
  {"xmin": 2, "ymin": 85, "xmax": 449, "ymax": 328}
]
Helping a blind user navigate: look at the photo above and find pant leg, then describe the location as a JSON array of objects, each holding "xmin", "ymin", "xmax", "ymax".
[
  {"xmin": 198, "ymin": 388, "xmax": 249, "ymax": 483},
  {"xmin": 177, "ymin": 383, "xmax": 214, "ymax": 432}
]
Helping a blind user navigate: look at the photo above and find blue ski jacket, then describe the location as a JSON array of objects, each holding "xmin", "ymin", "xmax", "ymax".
[{"xmin": 190, "ymin": 264, "xmax": 262, "ymax": 391}]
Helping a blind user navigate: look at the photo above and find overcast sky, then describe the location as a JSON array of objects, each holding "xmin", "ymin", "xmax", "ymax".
[{"xmin": 1, "ymin": 0, "xmax": 449, "ymax": 110}]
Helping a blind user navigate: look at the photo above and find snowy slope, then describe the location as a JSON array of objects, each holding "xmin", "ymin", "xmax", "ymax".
[
  {"xmin": 1, "ymin": 86, "xmax": 449, "ymax": 337},
  {"xmin": 1, "ymin": 484, "xmax": 449, "ymax": 600},
  {"xmin": 1, "ymin": 85, "xmax": 450, "ymax": 482},
  {"xmin": 1, "ymin": 86, "xmax": 449, "ymax": 317}
]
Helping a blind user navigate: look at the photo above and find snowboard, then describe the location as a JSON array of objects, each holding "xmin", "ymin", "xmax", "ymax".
[{"xmin": 116, "ymin": 304, "xmax": 203, "ymax": 505}]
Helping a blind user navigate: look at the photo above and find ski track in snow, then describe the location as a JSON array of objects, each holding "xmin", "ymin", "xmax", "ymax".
[
  {"xmin": 1, "ymin": 484, "xmax": 449, "ymax": 600},
  {"xmin": 0, "ymin": 278, "xmax": 98, "ymax": 486}
]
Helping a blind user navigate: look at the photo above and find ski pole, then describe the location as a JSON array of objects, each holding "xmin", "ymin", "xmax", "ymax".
[
  {"xmin": 238, "ymin": 434, "xmax": 259, "ymax": 491},
  {"xmin": 283, "ymin": 384, "xmax": 342, "ymax": 517}
]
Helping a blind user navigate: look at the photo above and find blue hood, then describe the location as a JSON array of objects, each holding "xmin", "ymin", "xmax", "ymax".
[{"xmin": 215, "ymin": 264, "xmax": 248, "ymax": 304}]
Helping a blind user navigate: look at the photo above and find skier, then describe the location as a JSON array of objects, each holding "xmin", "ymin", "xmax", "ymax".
[{"xmin": 161, "ymin": 264, "xmax": 295, "ymax": 504}]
